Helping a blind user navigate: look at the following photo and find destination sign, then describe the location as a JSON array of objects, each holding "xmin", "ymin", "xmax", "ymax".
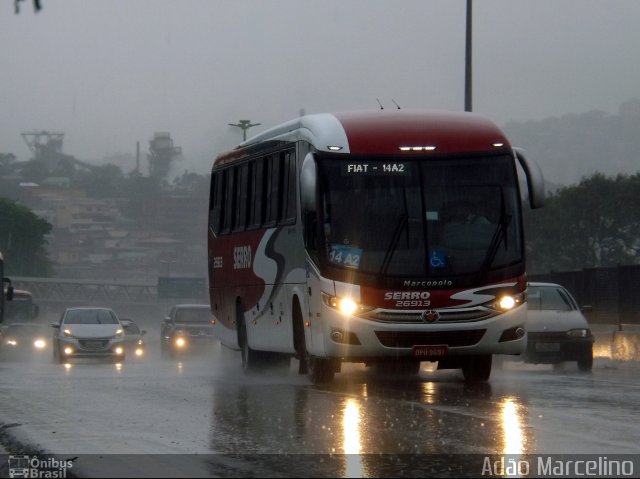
[{"xmin": 341, "ymin": 162, "xmax": 410, "ymax": 175}]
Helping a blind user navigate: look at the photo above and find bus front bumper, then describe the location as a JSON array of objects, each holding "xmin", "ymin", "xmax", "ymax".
[{"xmin": 310, "ymin": 305, "xmax": 527, "ymax": 360}]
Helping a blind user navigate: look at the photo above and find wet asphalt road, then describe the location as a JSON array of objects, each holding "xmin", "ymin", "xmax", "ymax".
[{"xmin": 0, "ymin": 328, "xmax": 639, "ymax": 478}]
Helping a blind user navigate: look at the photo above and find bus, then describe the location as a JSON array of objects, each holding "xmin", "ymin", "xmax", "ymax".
[
  {"xmin": 208, "ymin": 110, "xmax": 545, "ymax": 384},
  {"xmin": 1, "ymin": 251, "xmax": 15, "ymax": 323},
  {"xmin": 4, "ymin": 289, "xmax": 39, "ymax": 323}
]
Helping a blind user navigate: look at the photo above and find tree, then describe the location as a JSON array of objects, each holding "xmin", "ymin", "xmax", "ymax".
[
  {"xmin": 525, "ymin": 172, "xmax": 640, "ymax": 274},
  {"xmin": 0, "ymin": 198, "xmax": 52, "ymax": 276}
]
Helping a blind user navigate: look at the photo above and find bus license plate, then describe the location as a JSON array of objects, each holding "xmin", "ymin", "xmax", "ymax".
[{"xmin": 412, "ymin": 345, "xmax": 449, "ymax": 358}]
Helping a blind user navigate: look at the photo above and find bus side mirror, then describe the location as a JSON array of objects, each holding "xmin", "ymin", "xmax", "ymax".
[
  {"xmin": 3, "ymin": 278, "xmax": 13, "ymax": 301},
  {"xmin": 300, "ymin": 153, "xmax": 317, "ymax": 213},
  {"xmin": 514, "ymin": 148, "xmax": 545, "ymax": 209}
]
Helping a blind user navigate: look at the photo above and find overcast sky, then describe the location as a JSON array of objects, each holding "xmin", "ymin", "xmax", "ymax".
[{"xmin": 1, "ymin": 0, "xmax": 639, "ymax": 181}]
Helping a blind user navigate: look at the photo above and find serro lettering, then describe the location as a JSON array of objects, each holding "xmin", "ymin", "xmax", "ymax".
[
  {"xmin": 384, "ymin": 291, "xmax": 431, "ymax": 301},
  {"xmin": 233, "ymin": 246, "xmax": 252, "ymax": 270}
]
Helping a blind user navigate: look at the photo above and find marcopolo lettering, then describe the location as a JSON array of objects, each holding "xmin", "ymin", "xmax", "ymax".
[{"xmin": 403, "ymin": 280, "xmax": 453, "ymax": 287}]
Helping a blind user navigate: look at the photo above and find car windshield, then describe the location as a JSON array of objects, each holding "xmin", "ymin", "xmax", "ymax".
[
  {"xmin": 64, "ymin": 309, "xmax": 119, "ymax": 325},
  {"xmin": 175, "ymin": 308, "xmax": 211, "ymax": 324},
  {"xmin": 527, "ymin": 286, "xmax": 576, "ymax": 311}
]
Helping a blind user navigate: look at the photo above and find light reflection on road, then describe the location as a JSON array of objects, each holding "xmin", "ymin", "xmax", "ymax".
[
  {"xmin": 501, "ymin": 396, "xmax": 526, "ymax": 455},
  {"xmin": 341, "ymin": 398, "xmax": 364, "ymax": 478}
]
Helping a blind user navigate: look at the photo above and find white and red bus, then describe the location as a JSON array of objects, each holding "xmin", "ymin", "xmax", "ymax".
[{"xmin": 208, "ymin": 110, "xmax": 544, "ymax": 384}]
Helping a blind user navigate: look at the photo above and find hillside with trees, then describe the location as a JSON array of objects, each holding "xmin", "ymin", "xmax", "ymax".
[{"xmin": 504, "ymin": 99, "xmax": 640, "ymax": 188}]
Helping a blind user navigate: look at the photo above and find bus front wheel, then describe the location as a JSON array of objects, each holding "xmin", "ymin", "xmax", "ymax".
[
  {"xmin": 462, "ymin": 354, "xmax": 492, "ymax": 382},
  {"xmin": 308, "ymin": 357, "xmax": 337, "ymax": 385}
]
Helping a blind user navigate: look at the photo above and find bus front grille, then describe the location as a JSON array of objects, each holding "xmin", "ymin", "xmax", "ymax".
[
  {"xmin": 374, "ymin": 329, "xmax": 486, "ymax": 348},
  {"xmin": 363, "ymin": 309, "xmax": 495, "ymax": 324}
]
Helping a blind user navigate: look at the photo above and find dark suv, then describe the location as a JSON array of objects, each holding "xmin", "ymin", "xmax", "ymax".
[{"xmin": 160, "ymin": 304, "xmax": 216, "ymax": 358}]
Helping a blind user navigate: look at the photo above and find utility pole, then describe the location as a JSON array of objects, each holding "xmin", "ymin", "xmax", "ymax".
[
  {"xmin": 465, "ymin": 0, "xmax": 473, "ymax": 112},
  {"xmin": 228, "ymin": 120, "xmax": 261, "ymax": 142}
]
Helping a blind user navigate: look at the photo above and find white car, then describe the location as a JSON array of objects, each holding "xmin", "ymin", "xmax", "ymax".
[
  {"xmin": 523, "ymin": 282, "xmax": 594, "ymax": 371},
  {"xmin": 52, "ymin": 307, "xmax": 126, "ymax": 363}
]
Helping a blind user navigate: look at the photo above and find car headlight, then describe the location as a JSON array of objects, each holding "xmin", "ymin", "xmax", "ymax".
[
  {"xmin": 175, "ymin": 337, "xmax": 187, "ymax": 348},
  {"xmin": 6, "ymin": 339, "xmax": 18, "ymax": 347},
  {"xmin": 567, "ymin": 328, "xmax": 590, "ymax": 338},
  {"xmin": 485, "ymin": 292, "xmax": 525, "ymax": 312},
  {"xmin": 321, "ymin": 293, "xmax": 375, "ymax": 316},
  {"xmin": 63, "ymin": 328, "xmax": 74, "ymax": 338},
  {"xmin": 115, "ymin": 329, "xmax": 124, "ymax": 337}
]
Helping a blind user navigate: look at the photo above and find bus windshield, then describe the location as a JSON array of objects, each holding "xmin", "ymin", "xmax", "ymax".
[{"xmin": 317, "ymin": 155, "xmax": 522, "ymax": 278}]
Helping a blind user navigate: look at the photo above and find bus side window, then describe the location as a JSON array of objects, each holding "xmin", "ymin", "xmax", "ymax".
[
  {"xmin": 233, "ymin": 163, "xmax": 249, "ymax": 232},
  {"xmin": 248, "ymin": 159, "xmax": 263, "ymax": 229},
  {"xmin": 263, "ymin": 154, "xmax": 280, "ymax": 227},
  {"xmin": 210, "ymin": 172, "xmax": 223, "ymax": 235},
  {"xmin": 221, "ymin": 168, "xmax": 236, "ymax": 234},
  {"xmin": 279, "ymin": 150, "xmax": 297, "ymax": 225}
]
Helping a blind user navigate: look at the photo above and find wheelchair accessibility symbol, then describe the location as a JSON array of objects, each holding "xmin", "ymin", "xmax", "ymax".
[{"xmin": 429, "ymin": 250, "xmax": 446, "ymax": 269}]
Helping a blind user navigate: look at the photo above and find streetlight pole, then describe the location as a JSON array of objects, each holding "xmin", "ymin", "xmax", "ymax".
[
  {"xmin": 228, "ymin": 120, "xmax": 261, "ymax": 142},
  {"xmin": 465, "ymin": 0, "xmax": 473, "ymax": 112}
]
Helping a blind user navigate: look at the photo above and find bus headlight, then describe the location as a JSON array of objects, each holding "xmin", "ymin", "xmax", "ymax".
[
  {"xmin": 486, "ymin": 293, "xmax": 524, "ymax": 312},
  {"xmin": 34, "ymin": 339, "xmax": 46, "ymax": 349},
  {"xmin": 338, "ymin": 297, "xmax": 358, "ymax": 315},
  {"xmin": 321, "ymin": 293, "xmax": 374, "ymax": 317}
]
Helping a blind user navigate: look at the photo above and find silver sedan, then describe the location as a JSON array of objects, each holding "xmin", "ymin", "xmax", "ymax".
[{"xmin": 52, "ymin": 307, "xmax": 126, "ymax": 363}]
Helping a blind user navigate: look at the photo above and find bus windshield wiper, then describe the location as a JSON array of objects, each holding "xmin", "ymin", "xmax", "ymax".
[
  {"xmin": 379, "ymin": 214, "xmax": 407, "ymax": 278},
  {"xmin": 480, "ymin": 188, "xmax": 511, "ymax": 276}
]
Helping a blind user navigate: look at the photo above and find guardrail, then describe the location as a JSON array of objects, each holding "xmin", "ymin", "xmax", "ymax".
[{"xmin": 592, "ymin": 324, "xmax": 640, "ymax": 362}]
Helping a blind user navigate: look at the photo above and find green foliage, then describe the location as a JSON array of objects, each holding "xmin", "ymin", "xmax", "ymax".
[
  {"xmin": 525, "ymin": 172, "xmax": 640, "ymax": 274},
  {"xmin": 0, "ymin": 198, "xmax": 52, "ymax": 276}
]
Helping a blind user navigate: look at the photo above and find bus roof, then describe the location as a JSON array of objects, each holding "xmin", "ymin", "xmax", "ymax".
[{"xmin": 214, "ymin": 109, "xmax": 511, "ymax": 167}]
